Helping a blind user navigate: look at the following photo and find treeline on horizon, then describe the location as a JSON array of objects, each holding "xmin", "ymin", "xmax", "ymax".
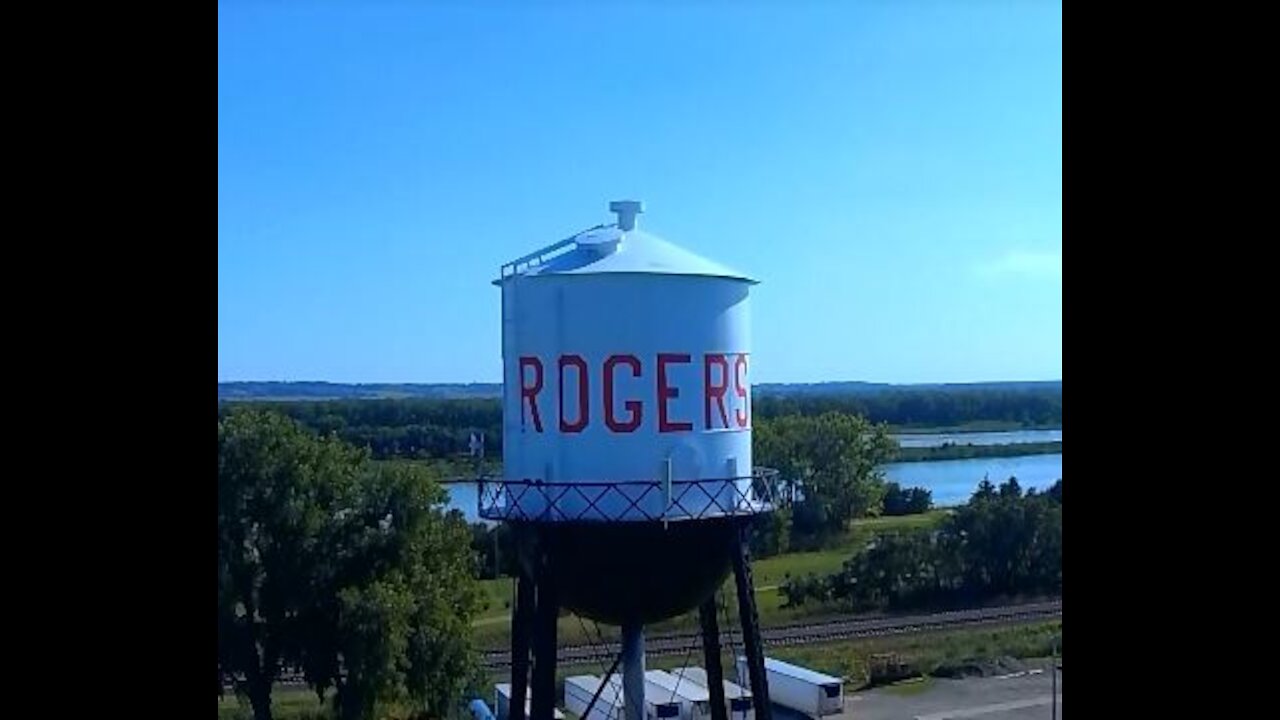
[
  {"xmin": 218, "ymin": 379, "xmax": 1061, "ymax": 402},
  {"xmin": 218, "ymin": 386, "xmax": 1062, "ymax": 462}
]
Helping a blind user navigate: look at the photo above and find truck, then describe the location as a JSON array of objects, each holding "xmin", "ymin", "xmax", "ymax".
[
  {"xmin": 644, "ymin": 669, "xmax": 713, "ymax": 720},
  {"xmin": 735, "ymin": 657, "xmax": 842, "ymax": 719},
  {"xmin": 563, "ymin": 675, "xmax": 682, "ymax": 720},
  {"xmin": 666, "ymin": 666, "xmax": 754, "ymax": 720},
  {"xmin": 494, "ymin": 683, "xmax": 564, "ymax": 720}
]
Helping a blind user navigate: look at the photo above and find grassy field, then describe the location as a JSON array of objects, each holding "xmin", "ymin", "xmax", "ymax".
[
  {"xmin": 471, "ymin": 510, "xmax": 952, "ymax": 648},
  {"xmin": 763, "ymin": 618, "xmax": 1061, "ymax": 687},
  {"xmin": 219, "ymin": 688, "xmax": 330, "ymax": 720}
]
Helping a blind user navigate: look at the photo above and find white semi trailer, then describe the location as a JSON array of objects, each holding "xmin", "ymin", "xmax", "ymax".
[
  {"xmin": 666, "ymin": 667, "xmax": 754, "ymax": 720},
  {"xmin": 494, "ymin": 683, "xmax": 564, "ymax": 720},
  {"xmin": 735, "ymin": 657, "xmax": 842, "ymax": 719},
  {"xmin": 564, "ymin": 675, "xmax": 682, "ymax": 720},
  {"xmin": 643, "ymin": 670, "xmax": 713, "ymax": 720}
]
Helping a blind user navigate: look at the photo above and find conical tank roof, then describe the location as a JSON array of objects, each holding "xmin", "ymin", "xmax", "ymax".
[{"xmin": 495, "ymin": 201, "xmax": 757, "ymax": 284}]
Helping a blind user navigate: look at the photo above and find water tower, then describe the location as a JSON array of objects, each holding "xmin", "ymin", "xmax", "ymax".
[{"xmin": 482, "ymin": 201, "xmax": 776, "ymax": 720}]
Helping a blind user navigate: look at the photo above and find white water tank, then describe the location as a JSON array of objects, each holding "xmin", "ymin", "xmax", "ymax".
[{"xmin": 493, "ymin": 201, "xmax": 758, "ymax": 521}]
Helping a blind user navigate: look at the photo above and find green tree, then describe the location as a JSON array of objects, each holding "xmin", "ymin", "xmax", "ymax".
[
  {"xmin": 313, "ymin": 462, "xmax": 484, "ymax": 720},
  {"xmin": 469, "ymin": 522, "xmax": 517, "ymax": 579},
  {"xmin": 749, "ymin": 506, "xmax": 792, "ymax": 558},
  {"xmin": 882, "ymin": 482, "xmax": 933, "ymax": 516},
  {"xmin": 823, "ymin": 531, "xmax": 942, "ymax": 612},
  {"xmin": 219, "ymin": 410, "xmax": 365, "ymax": 720},
  {"xmin": 218, "ymin": 409, "xmax": 482, "ymax": 720},
  {"xmin": 787, "ymin": 476, "xmax": 1062, "ymax": 613},
  {"xmin": 971, "ymin": 477, "xmax": 997, "ymax": 502},
  {"xmin": 1046, "ymin": 479, "xmax": 1063, "ymax": 504},
  {"xmin": 949, "ymin": 477, "xmax": 1061, "ymax": 597},
  {"xmin": 755, "ymin": 413, "xmax": 896, "ymax": 544},
  {"xmin": 998, "ymin": 476, "xmax": 1023, "ymax": 499}
]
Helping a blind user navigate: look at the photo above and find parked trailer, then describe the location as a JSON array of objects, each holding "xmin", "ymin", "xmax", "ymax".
[
  {"xmin": 667, "ymin": 667, "xmax": 754, "ymax": 720},
  {"xmin": 735, "ymin": 657, "xmax": 843, "ymax": 719},
  {"xmin": 564, "ymin": 676, "xmax": 624, "ymax": 720},
  {"xmin": 495, "ymin": 683, "xmax": 564, "ymax": 720},
  {"xmin": 470, "ymin": 699, "xmax": 496, "ymax": 720},
  {"xmin": 644, "ymin": 670, "xmax": 713, "ymax": 720},
  {"xmin": 563, "ymin": 675, "xmax": 682, "ymax": 720}
]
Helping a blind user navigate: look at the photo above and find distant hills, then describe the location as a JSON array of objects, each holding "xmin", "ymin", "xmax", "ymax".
[
  {"xmin": 217, "ymin": 382, "xmax": 502, "ymax": 401},
  {"xmin": 754, "ymin": 380, "xmax": 1061, "ymax": 396},
  {"xmin": 218, "ymin": 380, "xmax": 1061, "ymax": 402}
]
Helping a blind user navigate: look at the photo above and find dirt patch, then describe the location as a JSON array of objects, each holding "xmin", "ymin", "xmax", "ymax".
[{"xmin": 932, "ymin": 655, "xmax": 1029, "ymax": 679}]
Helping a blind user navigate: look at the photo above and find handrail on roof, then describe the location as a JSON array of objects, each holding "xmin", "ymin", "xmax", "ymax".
[
  {"xmin": 500, "ymin": 237, "xmax": 576, "ymax": 278},
  {"xmin": 499, "ymin": 224, "xmax": 613, "ymax": 279}
]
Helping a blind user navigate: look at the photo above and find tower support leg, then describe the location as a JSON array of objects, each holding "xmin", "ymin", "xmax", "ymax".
[
  {"xmin": 699, "ymin": 596, "xmax": 729, "ymax": 720},
  {"xmin": 530, "ymin": 552, "xmax": 558, "ymax": 720},
  {"xmin": 509, "ymin": 568, "xmax": 535, "ymax": 720},
  {"xmin": 731, "ymin": 522, "xmax": 772, "ymax": 720},
  {"xmin": 621, "ymin": 623, "xmax": 646, "ymax": 720}
]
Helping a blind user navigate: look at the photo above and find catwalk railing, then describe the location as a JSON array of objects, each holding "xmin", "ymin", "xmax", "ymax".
[{"xmin": 475, "ymin": 469, "xmax": 780, "ymax": 522}]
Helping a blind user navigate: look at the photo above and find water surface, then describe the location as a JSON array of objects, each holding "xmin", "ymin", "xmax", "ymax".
[{"xmin": 444, "ymin": 448, "xmax": 1064, "ymax": 521}]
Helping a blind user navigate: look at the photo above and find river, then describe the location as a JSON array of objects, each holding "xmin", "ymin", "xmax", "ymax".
[
  {"xmin": 444, "ymin": 430, "xmax": 1062, "ymax": 520},
  {"xmin": 883, "ymin": 452, "xmax": 1061, "ymax": 507}
]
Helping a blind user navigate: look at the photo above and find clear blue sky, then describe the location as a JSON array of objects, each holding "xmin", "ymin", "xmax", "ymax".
[{"xmin": 218, "ymin": 1, "xmax": 1061, "ymax": 384}]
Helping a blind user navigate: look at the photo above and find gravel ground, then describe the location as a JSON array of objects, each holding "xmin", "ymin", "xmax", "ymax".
[{"xmin": 774, "ymin": 661, "xmax": 1062, "ymax": 720}]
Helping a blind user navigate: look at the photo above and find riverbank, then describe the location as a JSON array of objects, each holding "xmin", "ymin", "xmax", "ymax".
[
  {"xmin": 894, "ymin": 441, "xmax": 1062, "ymax": 463},
  {"xmin": 890, "ymin": 422, "xmax": 1061, "ymax": 435}
]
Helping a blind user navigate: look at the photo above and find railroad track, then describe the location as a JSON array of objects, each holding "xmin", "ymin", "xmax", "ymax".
[
  {"xmin": 480, "ymin": 600, "xmax": 1061, "ymax": 670},
  {"xmin": 261, "ymin": 601, "xmax": 1060, "ymax": 686}
]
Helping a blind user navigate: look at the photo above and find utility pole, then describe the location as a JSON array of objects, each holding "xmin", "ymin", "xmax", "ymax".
[
  {"xmin": 470, "ymin": 431, "xmax": 499, "ymax": 579},
  {"xmin": 493, "ymin": 525, "xmax": 501, "ymax": 578},
  {"xmin": 1051, "ymin": 635, "xmax": 1058, "ymax": 720}
]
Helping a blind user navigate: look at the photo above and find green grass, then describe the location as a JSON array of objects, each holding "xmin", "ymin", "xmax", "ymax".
[
  {"xmin": 219, "ymin": 687, "xmax": 331, "ymax": 720},
  {"xmin": 218, "ymin": 686, "xmax": 446, "ymax": 720},
  {"xmin": 477, "ymin": 576, "xmax": 516, "ymax": 621},
  {"xmin": 765, "ymin": 619, "xmax": 1061, "ymax": 689},
  {"xmin": 751, "ymin": 548, "xmax": 847, "ymax": 586},
  {"xmin": 849, "ymin": 510, "xmax": 951, "ymax": 533}
]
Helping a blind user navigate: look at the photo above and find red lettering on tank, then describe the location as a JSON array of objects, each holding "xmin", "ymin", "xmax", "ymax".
[
  {"xmin": 734, "ymin": 353, "xmax": 750, "ymax": 428},
  {"xmin": 518, "ymin": 351, "xmax": 748, "ymax": 434},
  {"xmin": 604, "ymin": 354, "xmax": 643, "ymax": 432},
  {"xmin": 519, "ymin": 356, "xmax": 544, "ymax": 432},
  {"xmin": 704, "ymin": 353, "xmax": 730, "ymax": 430},
  {"xmin": 657, "ymin": 353, "xmax": 693, "ymax": 433},
  {"xmin": 558, "ymin": 354, "xmax": 589, "ymax": 433}
]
